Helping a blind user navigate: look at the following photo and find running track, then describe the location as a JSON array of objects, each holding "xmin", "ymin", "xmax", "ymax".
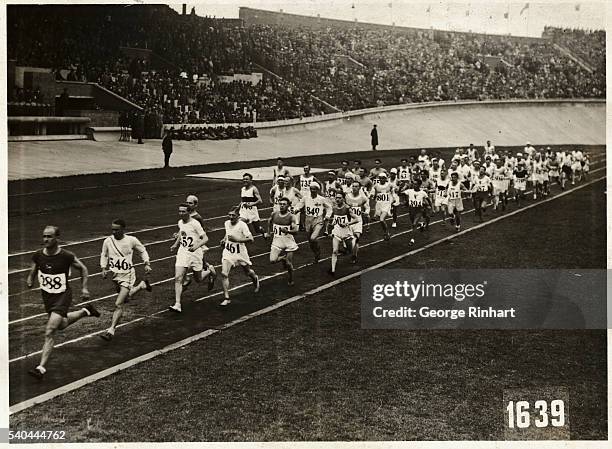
[{"xmin": 8, "ymin": 158, "xmax": 606, "ymax": 413}]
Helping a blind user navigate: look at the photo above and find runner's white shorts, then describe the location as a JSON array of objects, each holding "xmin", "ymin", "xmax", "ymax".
[
  {"xmin": 222, "ymin": 249, "xmax": 252, "ymax": 267},
  {"xmin": 332, "ymin": 225, "xmax": 354, "ymax": 241},
  {"xmin": 240, "ymin": 205, "xmax": 260, "ymax": 223},
  {"xmin": 434, "ymin": 195, "xmax": 448, "ymax": 208},
  {"xmin": 514, "ymin": 179, "xmax": 527, "ymax": 191},
  {"xmin": 375, "ymin": 201, "xmax": 392, "ymax": 217},
  {"xmin": 176, "ymin": 249, "xmax": 204, "ymax": 271},
  {"xmin": 112, "ymin": 269, "xmax": 136, "ymax": 289},
  {"xmin": 271, "ymin": 235, "xmax": 299, "ymax": 252},
  {"xmin": 447, "ymin": 198, "xmax": 464, "ymax": 214},
  {"xmin": 305, "ymin": 215, "xmax": 324, "ymax": 234},
  {"xmin": 492, "ymin": 181, "xmax": 507, "ymax": 195},
  {"xmin": 349, "ymin": 220, "xmax": 363, "ymax": 235}
]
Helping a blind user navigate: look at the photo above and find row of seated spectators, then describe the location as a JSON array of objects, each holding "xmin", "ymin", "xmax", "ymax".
[
  {"xmin": 7, "ymin": 4, "xmax": 606, "ymax": 125},
  {"xmin": 8, "ymin": 87, "xmax": 54, "ymax": 116},
  {"xmin": 543, "ymin": 26, "xmax": 606, "ymax": 72},
  {"xmin": 169, "ymin": 125, "xmax": 257, "ymax": 140}
]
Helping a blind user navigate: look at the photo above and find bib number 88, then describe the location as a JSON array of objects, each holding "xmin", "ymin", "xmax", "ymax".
[
  {"xmin": 41, "ymin": 274, "xmax": 63, "ymax": 290},
  {"xmin": 506, "ymin": 400, "xmax": 565, "ymax": 428}
]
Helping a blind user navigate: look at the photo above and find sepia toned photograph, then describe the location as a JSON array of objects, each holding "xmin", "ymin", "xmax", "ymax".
[{"xmin": 3, "ymin": 0, "xmax": 608, "ymax": 444}]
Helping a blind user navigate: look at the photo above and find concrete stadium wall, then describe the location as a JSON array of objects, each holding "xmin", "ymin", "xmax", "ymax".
[
  {"xmin": 8, "ymin": 99, "xmax": 605, "ymax": 180},
  {"xmin": 254, "ymin": 99, "xmax": 605, "ymax": 149}
]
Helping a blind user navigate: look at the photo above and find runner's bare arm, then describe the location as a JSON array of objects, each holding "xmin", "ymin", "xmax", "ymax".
[
  {"xmin": 170, "ymin": 229, "xmax": 181, "ymax": 252},
  {"xmin": 26, "ymin": 262, "xmax": 38, "ymax": 288},
  {"xmin": 287, "ymin": 215, "xmax": 299, "ymax": 235},
  {"xmin": 71, "ymin": 257, "xmax": 90, "ymax": 298},
  {"xmin": 252, "ymin": 187, "xmax": 263, "ymax": 207}
]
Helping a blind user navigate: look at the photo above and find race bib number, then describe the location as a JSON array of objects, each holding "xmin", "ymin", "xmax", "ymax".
[
  {"xmin": 333, "ymin": 215, "xmax": 349, "ymax": 226},
  {"xmin": 273, "ymin": 224, "xmax": 290, "ymax": 237},
  {"xmin": 306, "ymin": 205, "xmax": 322, "ymax": 217},
  {"xmin": 448, "ymin": 189, "xmax": 461, "ymax": 199},
  {"xmin": 38, "ymin": 272, "xmax": 67, "ymax": 294},
  {"xmin": 242, "ymin": 204, "xmax": 253, "ymax": 210},
  {"xmin": 109, "ymin": 256, "xmax": 132, "ymax": 272},
  {"xmin": 436, "ymin": 188, "xmax": 447, "ymax": 198},
  {"xmin": 515, "ymin": 179, "xmax": 526, "ymax": 187},
  {"xmin": 349, "ymin": 206, "xmax": 362, "ymax": 216},
  {"xmin": 409, "ymin": 199, "xmax": 423, "ymax": 207},
  {"xmin": 224, "ymin": 241, "xmax": 241, "ymax": 254},
  {"xmin": 300, "ymin": 180, "xmax": 311, "ymax": 190},
  {"xmin": 476, "ymin": 181, "xmax": 489, "ymax": 191},
  {"xmin": 376, "ymin": 193, "xmax": 390, "ymax": 202},
  {"xmin": 180, "ymin": 234, "xmax": 194, "ymax": 248}
]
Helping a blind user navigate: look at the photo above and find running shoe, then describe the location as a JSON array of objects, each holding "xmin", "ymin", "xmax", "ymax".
[
  {"xmin": 99, "ymin": 332, "xmax": 114, "ymax": 342},
  {"xmin": 84, "ymin": 304, "xmax": 100, "ymax": 318},
  {"xmin": 28, "ymin": 367, "xmax": 45, "ymax": 380}
]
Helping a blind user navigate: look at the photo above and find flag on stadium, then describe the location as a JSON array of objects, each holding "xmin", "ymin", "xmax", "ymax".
[
  {"xmin": 426, "ymin": 5, "xmax": 431, "ymax": 13},
  {"xmin": 388, "ymin": 2, "xmax": 392, "ymax": 8},
  {"xmin": 504, "ymin": 11, "xmax": 509, "ymax": 19},
  {"xmin": 520, "ymin": 3, "xmax": 529, "ymax": 15},
  {"xmin": 575, "ymin": 4, "xmax": 581, "ymax": 11}
]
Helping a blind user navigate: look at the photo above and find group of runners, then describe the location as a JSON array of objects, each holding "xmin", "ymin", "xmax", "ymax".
[{"xmin": 25, "ymin": 143, "xmax": 591, "ymax": 379}]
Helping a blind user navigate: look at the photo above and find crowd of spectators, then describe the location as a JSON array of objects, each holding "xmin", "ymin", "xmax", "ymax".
[
  {"xmin": 99, "ymin": 67, "xmax": 323, "ymax": 125},
  {"xmin": 7, "ymin": 4, "xmax": 606, "ymax": 129},
  {"xmin": 169, "ymin": 125, "xmax": 257, "ymax": 140},
  {"xmin": 247, "ymin": 25, "xmax": 605, "ymax": 109},
  {"xmin": 544, "ymin": 26, "xmax": 606, "ymax": 72}
]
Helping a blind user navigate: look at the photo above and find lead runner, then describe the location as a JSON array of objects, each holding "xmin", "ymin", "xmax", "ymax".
[{"xmin": 26, "ymin": 225, "xmax": 100, "ymax": 379}]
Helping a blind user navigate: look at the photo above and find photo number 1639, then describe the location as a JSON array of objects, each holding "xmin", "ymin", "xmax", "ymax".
[{"xmin": 506, "ymin": 400, "xmax": 566, "ymax": 429}]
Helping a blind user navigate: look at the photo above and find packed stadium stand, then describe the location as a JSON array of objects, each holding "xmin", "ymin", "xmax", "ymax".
[{"xmin": 6, "ymin": 4, "xmax": 605, "ymax": 139}]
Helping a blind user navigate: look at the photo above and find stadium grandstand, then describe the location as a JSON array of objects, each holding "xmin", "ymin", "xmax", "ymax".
[{"xmin": 7, "ymin": 4, "xmax": 605, "ymax": 140}]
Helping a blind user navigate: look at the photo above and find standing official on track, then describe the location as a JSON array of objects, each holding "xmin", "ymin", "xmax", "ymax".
[
  {"xmin": 371, "ymin": 124, "xmax": 379, "ymax": 151},
  {"xmin": 162, "ymin": 129, "xmax": 173, "ymax": 168}
]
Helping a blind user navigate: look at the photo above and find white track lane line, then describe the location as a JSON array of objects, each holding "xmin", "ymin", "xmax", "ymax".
[
  {"xmin": 9, "ymin": 173, "xmax": 605, "ymax": 415},
  {"xmin": 9, "ymin": 153, "xmax": 605, "ymax": 258},
  {"xmin": 9, "ymin": 164, "xmax": 604, "ymax": 324},
  {"xmin": 8, "ymin": 206, "xmax": 273, "ymax": 258},
  {"xmin": 9, "ymin": 171, "xmax": 605, "ymax": 360}
]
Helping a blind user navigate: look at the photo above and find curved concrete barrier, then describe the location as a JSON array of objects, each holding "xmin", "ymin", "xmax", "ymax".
[
  {"xmin": 8, "ymin": 100, "xmax": 605, "ymax": 180},
  {"xmin": 255, "ymin": 99, "xmax": 605, "ymax": 149}
]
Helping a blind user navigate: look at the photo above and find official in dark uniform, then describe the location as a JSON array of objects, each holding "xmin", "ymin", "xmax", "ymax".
[
  {"xmin": 371, "ymin": 124, "xmax": 378, "ymax": 151},
  {"xmin": 162, "ymin": 129, "xmax": 173, "ymax": 168}
]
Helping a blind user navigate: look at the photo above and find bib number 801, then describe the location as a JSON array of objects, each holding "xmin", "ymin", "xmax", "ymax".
[{"xmin": 506, "ymin": 400, "xmax": 565, "ymax": 428}]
